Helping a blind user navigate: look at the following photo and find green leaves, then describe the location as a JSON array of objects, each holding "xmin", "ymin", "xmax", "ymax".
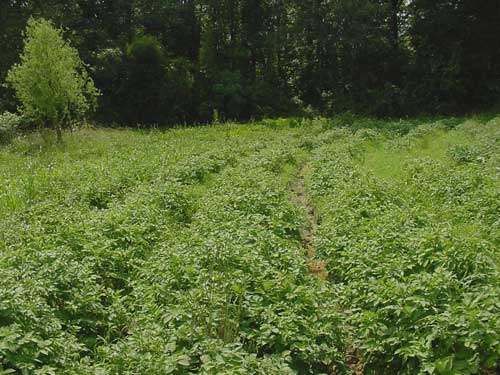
[
  {"xmin": 6, "ymin": 18, "xmax": 99, "ymax": 134},
  {"xmin": 308, "ymin": 119, "xmax": 500, "ymax": 374},
  {"xmin": 0, "ymin": 117, "xmax": 497, "ymax": 374},
  {"xmin": 0, "ymin": 112, "xmax": 21, "ymax": 145},
  {"xmin": 0, "ymin": 120, "xmax": 348, "ymax": 374}
]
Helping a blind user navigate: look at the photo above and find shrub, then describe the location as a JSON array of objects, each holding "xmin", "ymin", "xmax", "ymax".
[
  {"xmin": 122, "ymin": 35, "xmax": 166, "ymax": 125},
  {"xmin": 6, "ymin": 18, "xmax": 99, "ymax": 142},
  {"xmin": 0, "ymin": 111, "xmax": 21, "ymax": 144}
]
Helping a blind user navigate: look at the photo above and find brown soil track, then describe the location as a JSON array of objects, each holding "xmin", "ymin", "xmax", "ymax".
[
  {"xmin": 290, "ymin": 162, "xmax": 365, "ymax": 374},
  {"xmin": 289, "ymin": 163, "xmax": 327, "ymax": 280}
]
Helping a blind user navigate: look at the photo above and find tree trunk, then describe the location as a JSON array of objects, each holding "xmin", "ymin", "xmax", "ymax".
[
  {"xmin": 389, "ymin": 0, "xmax": 400, "ymax": 49},
  {"xmin": 56, "ymin": 124, "xmax": 62, "ymax": 143}
]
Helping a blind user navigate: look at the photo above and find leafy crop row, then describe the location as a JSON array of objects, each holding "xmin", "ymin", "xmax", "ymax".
[
  {"xmin": 307, "ymin": 119, "xmax": 500, "ymax": 374},
  {"xmin": 1, "ymin": 117, "xmax": 498, "ymax": 374},
  {"xmin": 0, "ymin": 121, "xmax": 346, "ymax": 374}
]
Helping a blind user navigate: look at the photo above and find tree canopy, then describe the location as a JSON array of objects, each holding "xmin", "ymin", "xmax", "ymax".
[{"xmin": 0, "ymin": 1, "xmax": 499, "ymax": 125}]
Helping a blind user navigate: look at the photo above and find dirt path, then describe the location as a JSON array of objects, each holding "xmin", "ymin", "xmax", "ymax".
[
  {"xmin": 291, "ymin": 162, "xmax": 365, "ymax": 374},
  {"xmin": 290, "ymin": 163, "xmax": 328, "ymax": 280}
]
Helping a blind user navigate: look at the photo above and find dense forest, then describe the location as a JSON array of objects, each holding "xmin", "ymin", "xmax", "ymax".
[{"xmin": 1, "ymin": 0, "xmax": 500, "ymax": 125}]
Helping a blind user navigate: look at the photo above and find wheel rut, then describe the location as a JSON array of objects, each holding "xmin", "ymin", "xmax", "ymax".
[
  {"xmin": 290, "ymin": 162, "xmax": 327, "ymax": 280},
  {"xmin": 290, "ymin": 162, "xmax": 365, "ymax": 374}
]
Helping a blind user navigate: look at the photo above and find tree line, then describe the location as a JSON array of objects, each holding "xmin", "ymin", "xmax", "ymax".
[{"xmin": 1, "ymin": 0, "xmax": 499, "ymax": 126}]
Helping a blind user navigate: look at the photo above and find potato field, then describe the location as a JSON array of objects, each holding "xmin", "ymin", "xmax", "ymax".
[{"xmin": 0, "ymin": 117, "xmax": 499, "ymax": 375}]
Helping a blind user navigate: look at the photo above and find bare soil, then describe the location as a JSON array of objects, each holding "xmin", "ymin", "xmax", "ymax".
[
  {"xmin": 289, "ymin": 163, "xmax": 327, "ymax": 280},
  {"xmin": 290, "ymin": 163, "xmax": 364, "ymax": 374}
]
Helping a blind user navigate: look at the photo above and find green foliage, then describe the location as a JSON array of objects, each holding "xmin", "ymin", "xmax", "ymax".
[
  {"xmin": 307, "ymin": 118, "xmax": 500, "ymax": 374},
  {"xmin": 407, "ymin": 1, "xmax": 500, "ymax": 112},
  {"xmin": 123, "ymin": 35, "xmax": 166, "ymax": 125},
  {"xmin": 6, "ymin": 18, "xmax": 99, "ymax": 134},
  {"xmin": 110, "ymin": 34, "xmax": 195, "ymax": 126},
  {"xmin": 2, "ymin": 1, "xmax": 499, "ymax": 123},
  {"xmin": 0, "ymin": 112, "xmax": 21, "ymax": 144},
  {"xmin": 0, "ymin": 121, "xmax": 346, "ymax": 374},
  {"xmin": 0, "ymin": 116, "xmax": 498, "ymax": 373}
]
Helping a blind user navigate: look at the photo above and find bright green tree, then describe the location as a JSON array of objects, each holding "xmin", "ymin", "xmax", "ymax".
[{"xmin": 7, "ymin": 18, "xmax": 99, "ymax": 141}]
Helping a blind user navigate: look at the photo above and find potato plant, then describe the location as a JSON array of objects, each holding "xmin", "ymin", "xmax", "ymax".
[
  {"xmin": 307, "ymin": 119, "xmax": 500, "ymax": 374},
  {"xmin": 0, "ymin": 117, "xmax": 498, "ymax": 374},
  {"xmin": 0, "ymin": 121, "xmax": 347, "ymax": 374}
]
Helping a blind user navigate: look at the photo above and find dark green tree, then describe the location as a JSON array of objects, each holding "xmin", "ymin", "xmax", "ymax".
[{"xmin": 2, "ymin": 0, "xmax": 499, "ymax": 123}]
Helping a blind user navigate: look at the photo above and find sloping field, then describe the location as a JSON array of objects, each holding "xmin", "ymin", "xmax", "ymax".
[{"xmin": 0, "ymin": 117, "xmax": 498, "ymax": 374}]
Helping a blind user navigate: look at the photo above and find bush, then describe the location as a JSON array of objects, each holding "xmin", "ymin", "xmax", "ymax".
[
  {"xmin": 6, "ymin": 18, "xmax": 99, "ymax": 142},
  {"xmin": 122, "ymin": 35, "xmax": 166, "ymax": 125},
  {"xmin": 0, "ymin": 111, "xmax": 21, "ymax": 144}
]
